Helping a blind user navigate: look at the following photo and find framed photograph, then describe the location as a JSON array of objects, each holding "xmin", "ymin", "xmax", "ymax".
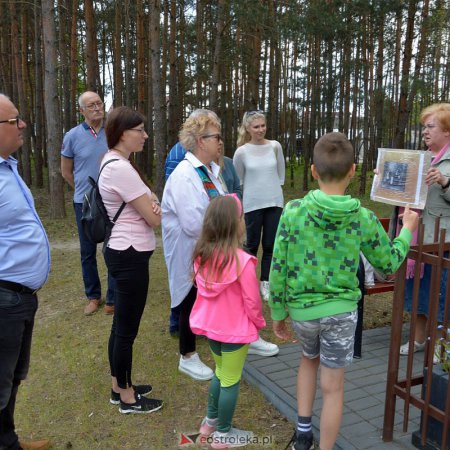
[{"xmin": 370, "ymin": 148, "xmax": 432, "ymax": 209}]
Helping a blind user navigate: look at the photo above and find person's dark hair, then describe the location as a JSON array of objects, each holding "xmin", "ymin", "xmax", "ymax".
[
  {"xmin": 313, "ymin": 132, "xmax": 354, "ymax": 182},
  {"xmin": 105, "ymin": 106, "xmax": 152, "ymax": 189},
  {"xmin": 105, "ymin": 106, "xmax": 145, "ymax": 149}
]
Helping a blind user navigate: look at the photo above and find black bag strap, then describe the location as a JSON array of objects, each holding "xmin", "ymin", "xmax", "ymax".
[{"xmin": 98, "ymin": 158, "xmax": 126, "ymax": 224}]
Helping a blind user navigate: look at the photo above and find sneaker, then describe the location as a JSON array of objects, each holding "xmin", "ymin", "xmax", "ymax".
[
  {"xmin": 110, "ymin": 384, "xmax": 153, "ymax": 405},
  {"xmin": 199, "ymin": 416, "xmax": 218, "ymax": 437},
  {"xmin": 119, "ymin": 393, "xmax": 163, "ymax": 414},
  {"xmin": 178, "ymin": 353, "xmax": 213, "ymax": 381},
  {"xmin": 210, "ymin": 427, "xmax": 254, "ymax": 449},
  {"xmin": 248, "ymin": 336, "xmax": 279, "ymax": 357},
  {"xmin": 84, "ymin": 299, "xmax": 100, "ymax": 316},
  {"xmin": 292, "ymin": 433, "xmax": 314, "ymax": 450},
  {"xmin": 260, "ymin": 281, "xmax": 270, "ymax": 301},
  {"xmin": 399, "ymin": 340, "xmax": 426, "ymax": 355},
  {"xmin": 104, "ymin": 304, "xmax": 114, "ymax": 315}
]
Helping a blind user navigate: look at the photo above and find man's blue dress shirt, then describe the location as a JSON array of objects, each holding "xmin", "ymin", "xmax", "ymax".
[{"xmin": 0, "ymin": 156, "xmax": 50, "ymax": 289}]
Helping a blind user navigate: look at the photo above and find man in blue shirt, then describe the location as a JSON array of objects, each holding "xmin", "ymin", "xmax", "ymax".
[
  {"xmin": 164, "ymin": 142, "xmax": 187, "ymax": 336},
  {"xmin": 0, "ymin": 94, "xmax": 51, "ymax": 450},
  {"xmin": 164, "ymin": 142, "xmax": 186, "ymax": 181},
  {"xmin": 61, "ymin": 91, "xmax": 115, "ymax": 316}
]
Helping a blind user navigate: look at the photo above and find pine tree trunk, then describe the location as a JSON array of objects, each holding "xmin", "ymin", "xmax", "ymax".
[
  {"xmin": 84, "ymin": 0, "xmax": 100, "ymax": 94},
  {"xmin": 9, "ymin": 1, "xmax": 32, "ymax": 185},
  {"xmin": 150, "ymin": 0, "xmax": 167, "ymax": 198},
  {"xmin": 42, "ymin": 0, "xmax": 66, "ymax": 218},
  {"xmin": 34, "ymin": 3, "xmax": 44, "ymax": 187},
  {"xmin": 168, "ymin": 0, "xmax": 178, "ymax": 147}
]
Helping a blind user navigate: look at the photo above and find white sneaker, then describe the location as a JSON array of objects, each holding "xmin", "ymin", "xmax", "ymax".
[
  {"xmin": 210, "ymin": 427, "xmax": 254, "ymax": 449},
  {"xmin": 260, "ymin": 281, "xmax": 270, "ymax": 301},
  {"xmin": 399, "ymin": 340, "xmax": 426, "ymax": 356},
  {"xmin": 248, "ymin": 336, "xmax": 279, "ymax": 357},
  {"xmin": 178, "ymin": 353, "xmax": 213, "ymax": 381}
]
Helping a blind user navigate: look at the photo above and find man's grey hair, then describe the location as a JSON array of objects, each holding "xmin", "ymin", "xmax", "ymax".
[{"xmin": 78, "ymin": 91, "xmax": 100, "ymax": 108}]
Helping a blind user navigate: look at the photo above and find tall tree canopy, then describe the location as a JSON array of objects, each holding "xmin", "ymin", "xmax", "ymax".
[{"xmin": 0, "ymin": 0, "xmax": 449, "ymax": 210}]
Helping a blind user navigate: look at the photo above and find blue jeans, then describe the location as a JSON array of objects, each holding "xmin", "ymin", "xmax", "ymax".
[
  {"xmin": 74, "ymin": 202, "xmax": 115, "ymax": 304},
  {"xmin": 169, "ymin": 305, "xmax": 180, "ymax": 334},
  {"xmin": 0, "ymin": 287, "xmax": 38, "ymax": 449}
]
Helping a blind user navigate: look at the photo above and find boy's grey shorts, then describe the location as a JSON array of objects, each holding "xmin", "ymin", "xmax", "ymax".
[{"xmin": 291, "ymin": 310, "xmax": 358, "ymax": 369}]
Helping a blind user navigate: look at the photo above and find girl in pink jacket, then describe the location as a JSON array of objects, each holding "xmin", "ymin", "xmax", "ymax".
[{"xmin": 190, "ymin": 194, "xmax": 266, "ymax": 449}]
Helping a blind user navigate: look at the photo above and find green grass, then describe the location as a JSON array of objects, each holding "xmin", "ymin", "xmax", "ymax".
[{"xmin": 15, "ymin": 170, "xmax": 396, "ymax": 449}]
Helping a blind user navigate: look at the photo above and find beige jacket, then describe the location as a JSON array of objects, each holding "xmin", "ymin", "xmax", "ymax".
[{"xmin": 422, "ymin": 148, "xmax": 450, "ymax": 243}]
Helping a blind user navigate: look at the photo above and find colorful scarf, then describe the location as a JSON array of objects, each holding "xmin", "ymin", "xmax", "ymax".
[{"xmin": 195, "ymin": 166, "xmax": 220, "ymax": 200}]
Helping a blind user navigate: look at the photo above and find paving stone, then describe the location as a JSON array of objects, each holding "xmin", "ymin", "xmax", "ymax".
[
  {"xmin": 277, "ymin": 353, "xmax": 300, "ymax": 368},
  {"xmin": 364, "ymin": 363, "xmax": 391, "ymax": 376},
  {"xmin": 267, "ymin": 367, "xmax": 297, "ymax": 381},
  {"xmin": 245, "ymin": 357, "xmax": 281, "ymax": 369},
  {"xmin": 363, "ymin": 381, "xmax": 387, "ymax": 395},
  {"xmin": 243, "ymin": 326, "xmax": 422, "ymax": 450},
  {"xmin": 347, "ymin": 394, "xmax": 382, "ymax": 412},
  {"xmin": 256, "ymin": 360, "xmax": 290, "ymax": 374},
  {"xmin": 350, "ymin": 373, "xmax": 387, "ymax": 387},
  {"xmin": 358, "ymin": 403, "xmax": 386, "ymax": 421},
  {"xmin": 341, "ymin": 411, "xmax": 362, "ymax": 427},
  {"xmin": 344, "ymin": 387, "xmax": 369, "ymax": 403}
]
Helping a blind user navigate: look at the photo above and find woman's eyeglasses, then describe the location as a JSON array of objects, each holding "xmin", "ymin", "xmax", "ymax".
[
  {"xmin": 0, "ymin": 116, "xmax": 23, "ymax": 128},
  {"xmin": 422, "ymin": 124, "xmax": 437, "ymax": 131},
  {"xmin": 128, "ymin": 128, "xmax": 147, "ymax": 134},
  {"xmin": 202, "ymin": 133, "xmax": 223, "ymax": 142}
]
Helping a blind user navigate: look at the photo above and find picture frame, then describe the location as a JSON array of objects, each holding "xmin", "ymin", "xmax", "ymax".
[{"xmin": 370, "ymin": 148, "xmax": 432, "ymax": 209}]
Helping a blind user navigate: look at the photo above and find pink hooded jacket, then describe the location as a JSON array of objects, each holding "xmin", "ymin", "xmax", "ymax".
[{"xmin": 190, "ymin": 249, "xmax": 266, "ymax": 343}]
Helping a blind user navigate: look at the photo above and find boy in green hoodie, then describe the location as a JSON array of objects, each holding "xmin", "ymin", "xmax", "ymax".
[{"xmin": 268, "ymin": 132, "xmax": 419, "ymax": 450}]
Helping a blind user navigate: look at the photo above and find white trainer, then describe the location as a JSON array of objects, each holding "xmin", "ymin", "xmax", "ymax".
[
  {"xmin": 260, "ymin": 281, "xmax": 270, "ymax": 301},
  {"xmin": 248, "ymin": 336, "xmax": 279, "ymax": 357},
  {"xmin": 210, "ymin": 427, "xmax": 254, "ymax": 449},
  {"xmin": 178, "ymin": 353, "xmax": 214, "ymax": 381}
]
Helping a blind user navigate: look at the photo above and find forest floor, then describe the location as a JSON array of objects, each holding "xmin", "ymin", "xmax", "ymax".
[{"xmin": 14, "ymin": 170, "xmax": 399, "ymax": 449}]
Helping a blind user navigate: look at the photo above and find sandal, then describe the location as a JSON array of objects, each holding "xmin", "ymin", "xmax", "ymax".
[{"xmin": 399, "ymin": 340, "xmax": 426, "ymax": 355}]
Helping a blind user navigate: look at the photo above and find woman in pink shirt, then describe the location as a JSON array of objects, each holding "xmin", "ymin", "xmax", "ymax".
[
  {"xmin": 99, "ymin": 107, "xmax": 162, "ymax": 414},
  {"xmin": 190, "ymin": 195, "xmax": 266, "ymax": 448}
]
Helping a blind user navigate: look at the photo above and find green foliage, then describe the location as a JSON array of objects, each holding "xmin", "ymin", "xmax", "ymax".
[{"xmin": 436, "ymin": 326, "xmax": 450, "ymax": 373}]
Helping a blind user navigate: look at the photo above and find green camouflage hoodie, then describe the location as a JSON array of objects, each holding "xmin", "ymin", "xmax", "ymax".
[{"xmin": 269, "ymin": 189, "xmax": 412, "ymax": 322}]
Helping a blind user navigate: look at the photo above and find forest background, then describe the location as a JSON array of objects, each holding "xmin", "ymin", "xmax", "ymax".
[{"xmin": 0, "ymin": 0, "xmax": 449, "ymax": 216}]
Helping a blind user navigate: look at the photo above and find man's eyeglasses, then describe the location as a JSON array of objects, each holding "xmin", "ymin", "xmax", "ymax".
[
  {"xmin": 82, "ymin": 101, "xmax": 104, "ymax": 111},
  {"xmin": 202, "ymin": 133, "xmax": 223, "ymax": 142},
  {"xmin": 128, "ymin": 128, "xmax": 147, "ymax": 134},
  {"xmin": 0, "ymin": 116, "xmax": 23, "ymax": 128}
]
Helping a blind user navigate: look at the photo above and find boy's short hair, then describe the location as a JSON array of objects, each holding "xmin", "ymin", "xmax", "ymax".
[{"xmin": 313, "ymin": 132, "xmax": 355, "ymax": 182}]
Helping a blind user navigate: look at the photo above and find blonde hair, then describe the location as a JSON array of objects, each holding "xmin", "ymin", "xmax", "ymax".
[
  {"xmin": 179, "ymin": 110, "xmax": 221, "ymax": 152},
  {"xmin": 192, "ymin": 196, "xmax": 242, "ymax": 285},
  {"xmin": 420, "ymin": 103, "xmax": 450, "ymax": 132},
  {"xmin": 236, "ymin": 111, "xmax": 266, "ymax": 147}
]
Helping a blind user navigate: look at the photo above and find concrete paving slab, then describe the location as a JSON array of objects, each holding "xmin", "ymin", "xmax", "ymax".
[{"xmin": 243, "ymin": 326, "xmax": 424, "ymax": 450}]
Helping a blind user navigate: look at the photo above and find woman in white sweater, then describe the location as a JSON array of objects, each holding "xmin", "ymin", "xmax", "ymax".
[{"xmin": 233, "ymin": 110, "xmax": 284, "ymax": 356}]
